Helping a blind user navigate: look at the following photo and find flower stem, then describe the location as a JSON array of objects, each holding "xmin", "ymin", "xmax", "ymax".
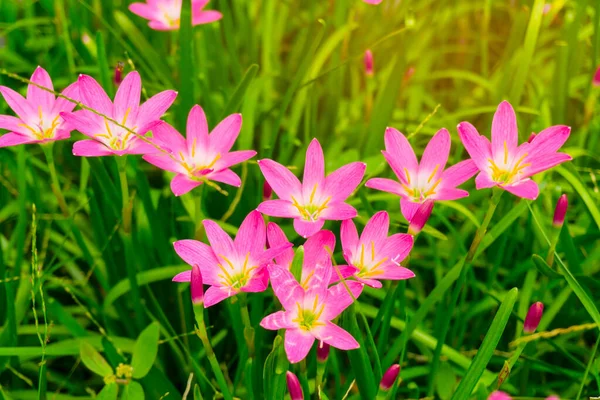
[
  {"xmin": 466, "ymin": 188, "xmax": 504, "ymax": 262},
  {"xmin": 41, "ymin": 143, "xmax": 69, "ymax": 217},
  {"xmin": 193, "ymin": 303, "xmax": 233, "ymax": 400},
  {"xmin": 239, "ymin": 294, "xmax": 255, "ymax": 358},
  {"xmin": 116, "ymin": 156, "xmax": 131, "ymax": 233}
]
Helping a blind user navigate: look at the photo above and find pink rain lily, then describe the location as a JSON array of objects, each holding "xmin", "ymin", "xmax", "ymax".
[
  {"xmin": 458, "ymin": 101, "xmax": 571, "ymax": 200},
  {"xmin": 0, "ymin": 66, "xmax": 78, "ymax": 147},
  {"xmin": 365, "ymin": 127, "xmax": 478, "ymax": 222},
  {"xmin": 171, "ymin": 211, "xmax": 291, "ymax": 307},
  {"xmin": 260, "ymin": 262, "xmax": 363, "ymax": 363},
  {"xmin": 129, "ymin": 0, "xmax": 222, "ymax": 31},
  {"xmin": 339, "ymin": 211, "xmax": 414, "ymax": 288},
  {"xmin": 61, "ymin": 71, "xmax": 177, "ymax": 157},
  {"xmin": 258, "ymin": 138, "xmax": 366, "ymax": 238},
  {"xmin": 143, "ymin": 105, "xmax": 256, "ymax": 196}
]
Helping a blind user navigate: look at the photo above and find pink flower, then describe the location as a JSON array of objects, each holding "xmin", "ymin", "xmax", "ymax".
[
  {"xmin": 171, "ymin": 211, "xmax": 291, "ymax": 307},
  {"xmin": 365, "ymin": 127, "xmax": 478, "ymax": 222},
  {"xmin": 458, "ymin": 101, "xmax": 571, "ymax": 200},
  {"xmin": 339, "ymin": 211, "xmax": 414, "ymax": 288},
  {"xmin": 488, "ymin": 391, "xmax": 511, "ymax": 400},
  {"xmin": 258, "ymin": 138, "xmax": 366, "ymax": 238},
  {"xmin": 364, "ymin": 50, "xmax": 374, "ymax": 76},
  {"xmin": 143, "ymin": 105, "xmax": 255, "ymax": 196},
  {"xmin": 129, "ymin": 0, "xmax": 222, "ymax": 31},
  {"xmin": 62, "ymin": 71, "xmax": 177, "ymax": 157},
  {"xmin": 594, "ymin": 66, "xmax": 600, "ymax": 87},
  {"xmin": 260, "ymin": 263, "xmax": 363, "ymax": 363},
  {"xmin": 0, "ymin": 66, "xmax": 79, "ymax": 147},
  {"xmin": 363, "ymin": 0, "xmax": 383, "ymax": 4}
]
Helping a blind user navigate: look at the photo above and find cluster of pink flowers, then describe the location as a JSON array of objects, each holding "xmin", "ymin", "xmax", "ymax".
[{"xmin": 0, "ymin": 61, "xmax": 572, "ymax": 364}]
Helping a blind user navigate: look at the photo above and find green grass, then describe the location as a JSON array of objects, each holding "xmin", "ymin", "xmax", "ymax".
[{"xmin": 1, "ymin": 0, "xmax": 600, "ymax": 399}]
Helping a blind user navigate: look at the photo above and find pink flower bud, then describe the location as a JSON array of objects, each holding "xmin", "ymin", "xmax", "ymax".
[
  {"xmin": 364, "ymin": 50, "xmax": 374, "ymax": 76},
  {"xmin": 527, "ymin": 132, "xmax": 537, "ymax": 143},
  {"xmin": 317, "ymin": 341, "xmax": 330, "ymax": 363},
  {"xmin": 403, "ymin": 66, "xmax": 416, "ymax": 83},
  {"xmin": 379, "ymin": 364, "xmax": 400, "ymax": 391},
  {"xmin": 524, "ymin": 302, "xmax": 544, "ymax": 333},
  {"xmin": 593, "ymin": 66, "xmax": 600, "ymax": 87},
  {"xmin": 542, "ymin": 3, "xmax": 551, "ymax": 14},
  {"xmin": 408, "ymin": 200, "xmax": 434, "ymax": 235},
  {"xmin": 552, "ymin": 194, "xmax": 568, "ymax": 228},
  {"xmin": 190, "ymin": 264, "xmax": 204, "ymax": 305},
  {"xmin": 488, "ymin": 391, "xmax": 512, "ymax": 400},
  {"xmin": 286, "ymin": 371, "xmax": 303, "ymax": 400},
  {"xmin": 263, "ymin": 181, "xmax": 273, "ymax": 201},
  {"xmin": 545, "ymin": 396, "xmax": 560, "ymax": 400},
  {"xmin": 114, "ymin": 62, "xmax": 124, "ymax": 86},
  {"xmin": 363, "ymin": 0, "xmax": 383, "ymax": 4}
]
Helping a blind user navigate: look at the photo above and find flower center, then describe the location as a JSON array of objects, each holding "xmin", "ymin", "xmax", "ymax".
[
  {"xmin": 488, "ymin": 141, "xmax": 530, "ymax": 185},
  {"xmin": 291, "ymin": 184, "xmax": 331, "ymax": 222},
  {"xmin": 179, "ymin": 147, "xmax": 222, "ymax": 179},
  {"xmin": 216, "ymin": 252, "xmax": 257, "ymax": 291},
  {"xmin": 18, "ymin": 106, "xmax": 61, "ymax": 140},
  {"xmin": 93, "ymin": 109, "xmax": 137, "ymax": 151},
  {"xmin": 292, "ymin": 295, "xmax": 326, "ymax": 331},
  {"xmin": 401, "ymin": 166, "xmax": 442, "ymax": 202},
  {"xmin": 354, "ymin": 241, "xmax": 387, "ymax": 278}
]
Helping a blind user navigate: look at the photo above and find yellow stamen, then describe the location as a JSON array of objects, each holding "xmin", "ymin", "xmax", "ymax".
[
  {"xmin": 503, "ymin": 141, "xmax": 508, "ymax": 165},
  {"xmin": 191, "ymin": 138, "xmax": 196, "ymax": 158},
  {"xmin": 309, "ymin": 184, "xmax": 318, "ymax": 204},
  {"xmin": 121, "ymin": 108, "xmax": 131, "ymax": 126},
  {"xmin": 219, "ymin": 254, "xmax": 236, "ymax": 270},
  {"xmin": 427, "ymin": 164, "xmax": 440, "ymax": 183},
  {"xmin": 371, "ymin": 241, "xmax": 375, "ymax": 261},
  {"xmin": 404, "ymin": 168, "xmax": 411, "ymax": 184},
  {"xmin": 360, "ymin": 244, "xmax": 365, "ymax": 268}
]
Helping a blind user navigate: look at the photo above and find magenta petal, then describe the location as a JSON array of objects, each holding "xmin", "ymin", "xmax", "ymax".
[
  {"xmin": 304, "ymin": 261, "xmax": 332, "ymax": 299},
  {"xmin": 209, "ymin": 169, "xmax": 242, "ymax": 187},
  {"xmin": 148, "ymin": 21, "xmax": 176, "ymax": 31},
  {"xmin": 384, "ymin": 127, "xmax": 418, "ymax": 177},
  {"xmin": 433, "ymin": 188, "xmax": 470, "ymax": 201},
  {"xmin": 303, "ymin": 229, "xmax": 336, "ymax": 273},
  {"xmin": 324, "ymin": 162, "xmax": 366, "ymax": 202},
  {"xmin": 28, "ymin": 66, "xmax": 54, "ymax": 111},
  {"xmin": 241, "ymin": 267, "xmax": 269, "ymax": 293},
  {"xmin": 143, "ymin": 153, "xmax": 182, "ymax": 174},
  {"xmin": 267, "ymin": 222, "xmax": 294, "ymax": 268},
  {"xmin": 491, "ymin": 101, "xmax": 519, "ymax": 157},
  {"xmin": 235, "ymin": 210, "xmax": 266, "ymax": 256},
  {"xmin": 267, "ymin": 265, "xmax": 304, "ymax": 310},
  {"xmin": 218, "ymin": 150, "xmax": 257, "ymax": 169},
  {"xmin": 72, "ymin": 140, "xmax": 114, "ymax": 157},
  {"xmin": 0, "ymin": 132, "xmax": 38, "ymax": 147},
  {"xmin": 314, "ymin": 322, "xmax": 359, "ymax": 351},
  {"xmin": 258, "ymin": 199, "xmax": 300, "ymax": 218},
  {"xmin": 0, "ymin": 115, "xmax": 24, "ymax": 132},
  {"xmin": 475, "ymin": 172, "xmax": 497, "ymax": 190},
  {"xmin": 502, "ymin": 179, "xmax": 539, "ymax": 200},
  {"xmin": 441, "ymin": 159, "xmax": 478, "ymax": 188},
  {"xmin": 60, "ymin": 110, "xmax": 103, "ymax": 137},
  {"xmin": 293, "ymin": 218, "xmax": 325, "ymax": 238},
  {"xmin": 285, "ymin": 329, "xmax": 315, "ymax": 364},
  {"xmin": 381, "ymin": 233, "xmax": 413, "ymax": 264},
  {"xmin": 260, "ymin": 311, "xmax": 294, "ymax": 330},
  {"xmin": 322, "ymin": 281, "xmax": 364, "ymax": 320},
  {"xmin": 457, "ymin": 121, "xmax": 492, "ymax": 172},
  {"xmin": 172, "ymin": 270, "xmax": 192, "ymax": 282},
  {"xmin": 174, "ymin": 239, "xmax": 218, "ymax": 268},
  {"xmin": 303, "ymin": 138, "xmax": 325, "ymax": 194},
  {"xmin": 379, "ymin": 265, "xmax": 415, "ymax": 281},
  {"xmin": 527, "ymin": 125, "xmax": 570, "ymax": 158},
  {"xmin": 186, "ymin": 105, "xmax": 209, "ymax": 153},
  {"xmin": 524, "ymin": 153, "xmax": 571, "ymax": 177},
  {"xmin": 53, "ymin": 82, "xmax": 80, "ymax": 114},
  {"xmin": 129, "ymin": 2, "xmax": 158, "ymax": 20},
  {"xmin": 420, "ymin": 128, "xmax": 451, "ymax": 178},
  {"xmin": 193, "ymin": 10, "xmax": 222, "ymax": 25},
  {"xmin": 256, "ymin": 243, "xmax": 293, "ymax": 266},
  {"xmin": 203, "ymin": 219, "xmax": 236, "ymax": 259},
  {"xmin": 114, "ymin": 71, "xmax": 141, "ymax": 123},
  {"xmin": 77, "ymin": 74, "xmax": 113, "ymax": 115},
  {"xmin": 258, "ymin": 159, "xmax": 302, "ymax": 200},
  {"xmin": 400, "ymin": 198, "xmax": 421, "ymax": 222},
  {"xmin": 210, "ymin": 113, "xmax": 242, "ymax": 153},
  {"xmin": 138, "ymin": 90, "xmax": 177, "ymax": 125},
  {"xmin": 361, "ymin": 211, "xmax": 389, "ymax": 247},
  {"xmin": 170, "ymin": 174, "xmax": 202, "ymax": 196},
  {"xmin": 364, "ymin": 177, "xmax": 404, "ymax": 196},
  {"xmin": 330, "ymin": 264, "xmax": 359, "ymax": 284},
  {"xmin": 150, "ymin": 121, "xmax": 186, "ymax": 152},
  {"xmin": 319, "ymin": 203, "xmax": 357, "ymax": 221},
  {"xmin": 204, "ymin": 286, "xmax": 236, "ymax": 307},
  {"xmin": 0, "ymin": 86, "xmax": 36, "ymax": 120},
  {"xmin": 340, "ymin": 219, "xmax": 359, "ymax": 262}
]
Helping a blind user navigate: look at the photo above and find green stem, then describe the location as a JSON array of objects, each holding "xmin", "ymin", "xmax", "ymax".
[
  {"xmin": 239, "ymin": 295, "xmax": 255, "ymax": 358},
  {"xmin": 466, "ymin": 189, "xmax": 504, "ymax": 262},
  {"xmin": 116, "ymin": 156, "xmax": 131, "ymax": 233},
  {"xmin": 193, "ymin": 304, "xmax": 233, "ymax": 400},
  {"xmin": 41, "ymin": 143, "xmax": 69, "ymax": 217},
  {"xmin": 546, "ymin": 226, "xmax": 561, "ymax": 266},
  {"xmin": 194, "ymin": 187, "xmax": 205, "ymax": 240}
]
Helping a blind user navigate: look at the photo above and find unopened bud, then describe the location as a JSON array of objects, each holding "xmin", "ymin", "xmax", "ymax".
[
  {"xmin": 317, "ymin": 341, "xmax": 330, "ymax": 363},
  {"xmin": 408, "ymin": 200, "xmax": 434, "ymax": 235},
  {"xmin": 286, "ymin": 371, "xmax": 303, "ymax": 400},
  {"xmin": 524, "ymin": 302, "xmax": 544, "ymax": 334},
  {"xmin": 488, "ymin": 391, "xmax": 512, "ymax": 400},
  {"xmin": 527, "ymin": 132, "xmax": 537, "ymax": 143},
  {"xmin": 379, "ymin": 364, "xmax": 400, "ymax": 391},
  {"xmin": 593, "ymin": 66, "xmax": 600, "ymax": 87},
  {"xmin": 263, "ymin": 181, "xmax": 272, "ymax": 201},
  {"xmin": 191, "ymin": 264, "xmax": 204, "ymax": 305},
  {"xmin": 552, "ymin": 194, "xmax": 567, "ymax": 228},
  {"xmin": 364, "ymin": 50, "xmax": 374, "ymax": 76},
  {"xmin": 545, "ymin": 396, "xmax": 559, "ymax": 400},
  {"xmin": 114, "ymin": 62, "xmax": 124, "ymax": 86}
]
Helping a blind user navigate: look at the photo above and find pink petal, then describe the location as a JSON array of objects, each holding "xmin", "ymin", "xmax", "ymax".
[
  {"xmin": 28, "ymin": 66, "xmax": 54, "ymax": 112},
  {"xmin": 475, "ymin": 172, "xmax": 497, "ymax": 190},
  {"xmin": 363, "ymin": 0, "xmax": 383, "ymax": 3},
  {"xmin": 210, "ymin": 113, "xmax": 242, "ymax": 153},
  {"xmin": 72, "ymin": 140, "xmax": 114, "ymax": 157},
  {"xmin": 457, "ymin": 121, "xmax": 492, "ymax": 172},
  {"xmin": 400, "ymin": 198, "xmax": 421, "ymax": 222},
  {"xmin": 52, "ymin": 82, "xmax": 80, "ymax": 114},
  {"xmin": 114, "ymin": 71, "xmax": 141, "ymax": 123},
  {"xmin": 360, "ymin": 211, "xmax": 389, "ymax": 247},
  {"xmin": 148, "ymin": 21, "xmax": 176, "ymax": 31},
  {"xmin": 324, "ymin": 162, "xmax": 366, "ymax": 202},
  {"xmin": 217, "ymin": 150, "xmax": 256, "ymax": 169},
  {"xmin": 441, "ymin": 159, "xmax": 478, "ymax": 188},
  {"xmin": 151, "ymin": 121, "xmax": 186, "ymax": 152},
  {"xmin": 192, "ymin": 10, "xmax": 222, "ymax": 25},
  {"xmin": 173, "ymin": 239, "xmax": 218, "ymax": 269},
  {"xmin": 594, "ymin": 65, "xmax": 600, "ymax": 87},
  {"xmin": 527, "ymin": 125, "xmax": 570, "ymax": 158},
  {"xmin": 491, "ymin": 101, "xmax": 519, "ymax": 158},
  {"xmin": 433, "ymin": 188, "xmax": 470, "ymax": 201},
  {"xmin": 330, "ymin": 264, "xmax": 359, "ymax": 283},
  {"xmin": 378, "ymin": 265, "xmax": 415, "ymax": 281},
  {"xmin": 380, "ymin": 233, "xmax": 413, "ymax": 264},
  {"xmin": 258, "ymin": 200, "xmax": 300, "ymax": 218},
  {"xmin": 304, "ymin": 261, "xmax": 332, "ymax": 299},
  {"xmin": 204, "ymin": 286, "xmax": 236, "ymax": 307},
  {"xmin": 143, "ymin": 153, "xmax": 182, "ymax": 173},
  {"xmin": 364, "ymin": 177, "xmax": 403, "ymax": 196},
  {"xmin": 60, "ymin": 110, "xmax": 103, "ymax": 137},
  {"xmin": 502, "ymin": 179, "xmax": 539, "ymax": 200},
  {"xmin": 128, "ymin": 3, "xmax": 159, "ymax": 20},
  {"xmin": 357, "ymin": 277, "xmax": 383, "ymax": 288},
  {"xmin": 192, "ymin": 0, "xmax": 210, "ymax": 9},
  {"xmin": 186, "ymin": 105, "xmax": 209, "ymax": 154},
  {"xmin": 303, "ymin": 138, "xmax": 325, "ymax": 195},
  {"xmin": 170, "ymin": 174, "xmax": 202, "ymax": 196},
  {"xmin": 258, "ymin": 159, "xmax": 302, "ymax": 200},
  {"xmin": 340, "ymin": 219, "xmax": 359, "ymax": 263},
  {"xmin": 172, "ymin": 270, "xmax": 192, "ymax": 282},
  {"xmin": 294, "ymin": 218, "xmax": 325, "ymax": 238},
  {"xmin": 524, "ymin": 153, "xmax": 571, "ymax": 177},
  {"xmin": 0, "ymin": 86, "xmax": 36, "ymax": 120},
  {"xmin": 203, "ymin": 219, "xmax": 236, "ymax": 259},
  {"xmin": 256, "ymin": 244, "xmax": 293, "ymax": 266},
  {"xmin": 319, "ymin": 203, "xmax": 357, "ymax": 221},
  {"xmin": 322, "ymin": 281, "xmax": 364, "ymax": 320},
  {"xmin": 124, "ymin": 137, "xmax": 158, "ymax": 155},
  {"xmin": 241, "ymin": 267, "xmax": 269, "ymax": 293},
  {"xmin": 234, "ymin": 210, "xmax": 266, "ymax": 257},
  {"xmin": 209, "ymin": 169, "xmax": 241, "ymax": 187},
  {"xmin": 77, "ymin": 75, "xmax": 113, "ymax": 116},
  {"xmin": 383, "ymin": 127, "xmax": 418, "ymax": 180},
  {"xmin": 419, "ymin": 128, "xmax": 450, "ymax": 179},
  {"xmin": 138, "ymin": 90, "xmax": 177, "ymax": 126},
  {"xmin": 260, "ymin": 311, "xmax": 294, "ymax": 330},
  {"xmin": 303, "ymin": 229, "xmax": 336, "ymax": 276},
  {"xmin": 285, "ymin": 329, "xmax": 315, "ymax": 364},
  {"xmin": 266, "ymin": 222, "xmax": 294, "ymax": 268},
  {"xmin": 314, "ymin": 322, "xmax": 358, "ymax": 351},
  {"xmin": 0, "ymin": 115, "xmax": 25, "ymax": 132},
  {"xmin": 267, "ymin": 265, "xmax": 305, "ymax": 310},
  {"xmin": 0, "ymin": 132, "xmax": 38, "ymax": 147}
]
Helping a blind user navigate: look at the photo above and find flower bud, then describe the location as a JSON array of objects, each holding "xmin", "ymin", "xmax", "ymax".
[
  {"xmin": 190, "ymin": 264, "xmax": 204, "ymax": 305},
  {"xmin": 524, "ymin": 302, "xmax": 544, "ymax": 334},
  {"xmin": 114, "ymin": 62, "xmax": 124, "ymax": 86},
  {"xmin": 593, "ymin": 65, "xmax": 600, "ymax": 87},
  {"xmin": 317, "ymin": 341, "xmax": 330, "ymax": 363},
  {"xmin": 527, "ymin": 132, "xmax": 537, "ymax": 143},
  {"xmin": 364, "ymin": 50, "xmax": 374, "ymax": 76},
  {"xmin": 488, "ymin": 391, "xmax": 512, "ymax": 400},
  {"xmin": 286, "ymin": 371, "xmax": 303, "ymax": 400},
  {"xmin": 552, "ymin": 194, "xmax": 568, "ymax": 228},
  {"xmin": 545, "ymin": 396, "xmax": 559, "ymax": 400},
  {"xmin": 263, "ymin": 181, "xmax": 273, "ymax": 201},
  {"xmin": 379, "ymin": 364, "xmax": 400, "ymax": 391},
  {"xmin": 408, "ymin": 200, "xmax": 434, "ymax": 235}
]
